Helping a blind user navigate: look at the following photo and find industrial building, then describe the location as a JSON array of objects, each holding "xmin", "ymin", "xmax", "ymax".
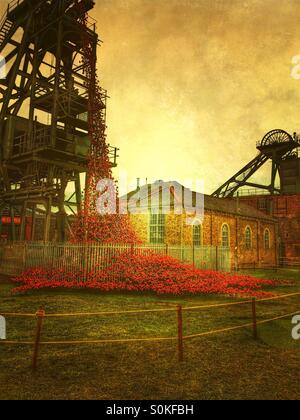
[
  {"xmin": 122, "ymin": 181, "xmax": 278, "ymax": 270},
  {"xmin": 212, "ymin": 129, "xmax": 300, "ymax": 264},
  {"xmin": 0, "ymin": 2, "xmax": 298, "ymax": 270}
]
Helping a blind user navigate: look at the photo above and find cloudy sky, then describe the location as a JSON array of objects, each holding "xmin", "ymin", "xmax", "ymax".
[
  {"xmin": 2, "ymin": 0, "xmax": 300, "ymax": 194},
  {"xmin": 92, "ymin": 0, "xmax": 300, "ymax": 193}
]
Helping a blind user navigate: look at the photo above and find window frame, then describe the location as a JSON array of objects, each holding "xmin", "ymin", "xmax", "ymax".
[
  {"xmin": 245, "ymin": 226, "xmax": 252, "ymax": 250},
  {"xmin": 193, "ymin": 224, "xmax": 202, "ymax": 246},
  {"xmin": 149, "ymin": 212, "xmax": 166, "ymax": 244},
  {"xmin": 264, "ymin": 228, "xmax": 271, "ymax": 250},
  {"xmin": 221, "ymin": 223, "xmax": 230, "ymax": 248}
]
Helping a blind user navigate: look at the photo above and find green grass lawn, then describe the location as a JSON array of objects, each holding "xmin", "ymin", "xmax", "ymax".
[{"xmin": 0, "ymin": 268, "xmax": 300, "ymax": 400}]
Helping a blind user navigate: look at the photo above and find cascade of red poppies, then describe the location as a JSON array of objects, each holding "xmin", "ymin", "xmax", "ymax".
[
  {"xmin": 71, "ymin": 7, "xmax": 139, "ymax": 244},
  {"xmin": 12, "ymin": 253, "xmax": 276, "ymax": 298}
]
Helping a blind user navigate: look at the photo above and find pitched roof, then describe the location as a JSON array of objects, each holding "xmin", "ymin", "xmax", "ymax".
[{"xmin": 120, "ymin": 180, "xmax": 276, "ymax": 222}]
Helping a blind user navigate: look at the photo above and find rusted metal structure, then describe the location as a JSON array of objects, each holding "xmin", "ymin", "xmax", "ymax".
[
  {"xmin": 212, "ymin": 129, "xmax": 300, "ymax": 264},
  {"xmin": 0, "ymin": 0, "xmax": 118, "ymax": 242},
  {"xmin": 212, "ymin": 129, "xmax": 300, "ymax": 198}
]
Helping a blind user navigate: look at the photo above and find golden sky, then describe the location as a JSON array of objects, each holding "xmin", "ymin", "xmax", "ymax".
[
  {"xmin": 94, "ymin": 0, "xmax": 300, "ymax": 193},
  {"xmin": 2, "ymin": 0, "xmax": 300, "ymax": 194}
]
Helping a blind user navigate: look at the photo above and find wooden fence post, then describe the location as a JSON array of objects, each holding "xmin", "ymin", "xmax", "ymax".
[
  {"xmin": 177, "ymin": 305, "xmax": 184, "ymax": 362},
  {"xmin": 32, "ymin": 307, "xmax": 45, "ymax": 371},
  {"xmin": 252, "ymin": 298, "xmax": 258, "ymax": 340}
]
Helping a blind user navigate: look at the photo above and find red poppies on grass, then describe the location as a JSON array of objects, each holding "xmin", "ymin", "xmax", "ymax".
[{"xmin": 12, "ymin": 251, "xmax": 275, "ymax": 298}]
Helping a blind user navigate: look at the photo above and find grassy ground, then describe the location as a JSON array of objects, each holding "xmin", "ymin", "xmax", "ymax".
[{"xmin": 0, "ymin": 268, "xmax": 300, "ymax": 400}]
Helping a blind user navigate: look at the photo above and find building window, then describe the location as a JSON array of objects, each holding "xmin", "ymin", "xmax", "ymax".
[
  {"xmin": 245, "ymin": 226, "xmax": 252, "ymax": 250},
  {"xmin": 264, "ymin": 228, "xmax": 271, "ymax": 250},
  {"xmin": 258, "ymin": 198, "xmax": 267, "ymax": 211},
  {"xmin": 149, "ymin": 213, "xmax": 165, "ymax": 244},
  {"xmin": 221, "ymin": 224, "xmax": 230, "ymax": 248},
  {"xmin": 193, "ymin": 224, "xmax": 202, "ymax": 246}
]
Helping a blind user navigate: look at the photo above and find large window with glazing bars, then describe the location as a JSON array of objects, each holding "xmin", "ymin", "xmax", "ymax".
[
  {"xmin": 149, "ymin": 213, "xmax": 166, "ymax": 244},
  {"xmin": 193, "ymin": 224, "xmax": 202, "ymax": 246},
  {"xmin": 245, "ymin": 226, "xmax": 252, "ymax": 250},
  {"xmin": 264, "ymin": 228, "xmax": 271, "ymax": 250},
  {"xmin": 221, "ymin": 224, "xmax": 230, "ymax": 248}
]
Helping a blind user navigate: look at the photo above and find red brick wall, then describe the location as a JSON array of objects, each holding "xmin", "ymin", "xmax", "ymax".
[
  {"xmin": 204, "ymin": 211, "xmax": 277, "ymax": 269},
  {"xmin": 240, "ymin": 194, "xmax": 300, "ymax": 261},
  {"xmin": 163, "ymin": 211, "xmax": 278, "ymax": 269}
]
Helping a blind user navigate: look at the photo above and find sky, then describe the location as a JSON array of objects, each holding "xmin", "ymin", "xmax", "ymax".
[
  {"xmin": 1, "ymin": 0, "xmax": 300, "ymax": 195},
  {"xmin": 92, "ymin": 0, "xmax": 300, "ymax": 194}
]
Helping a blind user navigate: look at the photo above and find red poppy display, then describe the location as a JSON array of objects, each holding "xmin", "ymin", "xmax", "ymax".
[
  {"xmin": 12, "ymin": 252, "xmax": 275, "ymax": 298},
  {"xmin": 71, "ymin": 10, "xmax": 139, "ymax": 244}
]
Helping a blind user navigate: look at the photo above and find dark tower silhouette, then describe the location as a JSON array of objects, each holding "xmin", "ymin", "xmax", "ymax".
[
  {"xmin": 0, "ymin": 0, "xmax": 118, "ymax": 241},
  {"xmin": 212, "ymin": 129, "xmax": 300, "ymax": 198}
]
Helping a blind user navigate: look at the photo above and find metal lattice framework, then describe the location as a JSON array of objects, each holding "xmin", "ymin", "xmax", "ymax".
[
  {"xmin": 0, "ymin": 0, "xmax": 118, "ymax": 241},
  {"xmin": 66, "ymin": 3, "xmax": 139, "ymax": 244},
  {"xmin": 212, "ymin": 129, "xmax": 300, "ymax": 198},
  {"xmin": 260, "ymin": 130, "xmax": 293, "ymax": 148}
]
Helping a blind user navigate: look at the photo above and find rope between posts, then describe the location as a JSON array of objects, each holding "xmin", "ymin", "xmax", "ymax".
[
  {"xmin": 0, "ymin": 309, "xmax": 299, "ymax": 346},
  {"xmin": 0, "ymin": 302, "xmax": 250, "ymax": 318},
  {"xmin": 0, "ymin": 313, "xmax": 36, "ymax": 318},
  {"xmin": 183, "ymin": 310, "xmax": 300, "ymax": 340},
  {"xmin": 1, "ymin": 291, "xmax": 299, "ymax": 318},
  {"xmin": 257, "ymin": 292, "xmax": 300, "ymax": 303}
]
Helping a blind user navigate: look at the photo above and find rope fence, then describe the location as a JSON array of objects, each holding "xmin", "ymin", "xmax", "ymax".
[
  {"xmin": 0, "ymin": 291, "xmax": 299, "ymax": 370},
  {"xmin": 2, "ymin": 291, "xmax": 299, "ymax": 318}
]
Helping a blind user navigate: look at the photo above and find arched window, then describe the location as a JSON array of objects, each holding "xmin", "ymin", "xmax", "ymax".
[
  {"xmin": 221, "ymin": 224, "xmax": 230, "ymax": 248},
  {"xmin": 264, "ymin": 229, "xmax": 271, "ymax": 250},
  {"xmin": 193, "ymin": 224, "xmax": 202, "ymax": 246},
  {"xmin": 245, "ymin": 226, "xmax": 252, "ymax": 250}
]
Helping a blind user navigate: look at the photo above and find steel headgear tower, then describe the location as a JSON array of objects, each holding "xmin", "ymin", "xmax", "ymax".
[
  {"xmin": 0, "ymin": 0, "xmax": 117, "ymax": 241},
  {"xmin": 212, "ymin": 129, "xmax": 300, "ymax": 198}
]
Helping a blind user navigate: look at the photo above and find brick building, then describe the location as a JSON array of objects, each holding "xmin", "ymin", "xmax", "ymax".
[
  {"xmin": 240, "ymin": 194, "xmax": 300, "ymax": 264},
  {"xmin": 1, "ymin": 180, "xmax": 280, "ymax": 269},
  {"xmin": 122, "ymin": 181, "xmax": 278, "ymax": 269},
  {"xmin": 0, "ymin": 207, "xmax": 59, "ymax": 242},
  {"xmin": 0, "ymin": 207, "xmax": 21, "ymax": 240}
]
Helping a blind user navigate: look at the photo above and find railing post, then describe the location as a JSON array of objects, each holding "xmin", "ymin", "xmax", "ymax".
[
  {"xmin": 84, "ymin": 243, "xmax": 89, "ymax": 281},
  {"xmin": 252, "ymin": 298, "xmax": 258, "ymax": 340},
  {"xmin": 32, "ymin": 307, "xmax": 45, "ymax": 371},
  {"xmin": 177, "ymin": 305, "xmax": 184, "ymax": 362},
  {"xmin": 216, "ymin": 246, "xmax": 219, "ymax": 271},
  {"xmin": 22, "ymin": 241, "xmax": 27, "ymax": 271},
  {"xmin": 192, "ymin": 243, "xmax": 195, "ymax": 267}
]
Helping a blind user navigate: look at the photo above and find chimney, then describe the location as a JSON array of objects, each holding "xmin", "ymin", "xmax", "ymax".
[{"xmin": 137, "ymin": 178, "xmax": 140, "ymax": 190}]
